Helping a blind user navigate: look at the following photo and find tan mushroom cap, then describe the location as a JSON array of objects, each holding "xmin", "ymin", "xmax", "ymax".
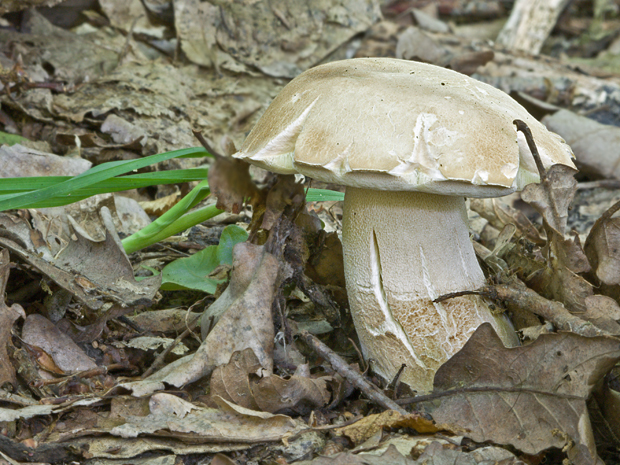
[{"xmin": 235, "ymin": 58, "xmax": 575, "ymax": 197}]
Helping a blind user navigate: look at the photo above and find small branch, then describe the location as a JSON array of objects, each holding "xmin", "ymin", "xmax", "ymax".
[
  {"xmin": 192, "ymin": 130, "xmax": 223, "ymax": 159},
  {"xmin": 514, "ymin": 119, "xmax": 546, "ymax": 181},
  {"xmin": 396, "ymin": 385, "xmax": 584, "ymax": 405},
  {"xmin": 483, "ymin": 283, "xmax": 606, "ymax": 337},
  {"xmin": 437, "ymin": 281, "xmax": 607, "ymax": 337},
  {"xmin": 141, "ymin": 312, "xmax": 202, "ymax": 379},
  {"xmin": 300, "ymin": 330, "xmax": 408, "ymax": 415},
  {"xmin": 434, "ymin": 290, "xmax": 482, "ymax": 303}
]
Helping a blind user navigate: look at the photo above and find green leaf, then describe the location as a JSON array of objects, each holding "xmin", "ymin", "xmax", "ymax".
[
  {"xmin": 305, "ymin": 188, "xmax": 344, "ymax": 202},
  {"xmin": 0, "ymin": 169, "xmax": 209, "ymax": 208},
  {"xmin": 0, "ymin": 146, "xmax": 210, "ymax": 211},
  {"xmin": 160, "ymin": 224, "xmax": 248, "ymax": 293},
  {"xmin": 0, "ymin": 131, "xmax": 26, "ymax": 146},
  {"xmin": 122, "ymin": 180, "xmax": 215, "ymax": 254}
]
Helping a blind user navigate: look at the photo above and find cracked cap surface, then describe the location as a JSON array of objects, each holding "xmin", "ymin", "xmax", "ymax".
[{"xmin": 235, "ymin": 57, "xmax": 575, "ymax": 197}]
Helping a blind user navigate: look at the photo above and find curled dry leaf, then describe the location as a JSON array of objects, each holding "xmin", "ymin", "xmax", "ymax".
[
  {"xmin": 585, "ymin": 201, "xmax": 620, "ymax": 287},
  {"xmin": 428, "ymin": 323, "xmax": 620, "ymax": 464},
  {"xmin": 260, "ymin": 175, "xmax": 306, "ymax": 231},
  {"xmin": 110, "ymin": 392, "xmax": 306, "ymax": 443},
  {"xmin": 0, "ymin": 249, "xmax": 25, "ymax": 389},
  {"xmin": 208, "ymin": 156, "xmax": 260, "ymax": 214},
  {"xmin": 0, "ymin": 208, "xmax": 161, "ymax": 313},
  {"xmin": 520, "ymin": 164, "xmax": 578, "ymax": 237},
  {"xmin": 335, "ymin": 410, "xmax": 443, "ymax": 446},
  {"xmin": 469, "ymin": 197, "xmax": 545, "ymax": 246},
  {"xmin": 519, "ymin": 163, "xmax": 593, "ymax": 312},
  {"xmin": 211, "ymin": 348, "xmax": 331, "ymax": 414}
]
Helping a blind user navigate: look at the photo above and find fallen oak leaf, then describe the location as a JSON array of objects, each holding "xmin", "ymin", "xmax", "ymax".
[
  {"xmin": 410, "ymin": 323, "xmax": 620, "ymax": 464},
  {"xmin": 211, "ymin": 347, "xmax": 331, "ymax": 415}
]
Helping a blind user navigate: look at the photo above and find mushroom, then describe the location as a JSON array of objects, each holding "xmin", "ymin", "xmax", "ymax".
[{"xmin": 233, "ymin": 58, "xmax": 576, "ymax": 393}]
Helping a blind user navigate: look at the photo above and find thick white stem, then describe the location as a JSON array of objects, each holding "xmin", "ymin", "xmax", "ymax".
[{"xmin": 342, "ymin": 187, "xmax": 518, "ymax": 393}]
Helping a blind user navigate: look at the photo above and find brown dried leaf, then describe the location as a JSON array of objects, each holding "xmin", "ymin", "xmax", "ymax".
[
  {"xmin": 585, "ymin": 213, "xmax": 620, "ymax": 286},
  {"xmin": 210, "ymin": 349, "xmax": 263, "ymax": 411},
  {"xmin": 518, "ymin": 164, "xmax": 593, "ymax": 312},
  {"xmin": 22, "ymin": 314, "xmax": 97, "ymax": 373},
  {"xmin": 520, "ymin": 164, "xmax": 578, "ymax": 237},
  {"xmin": 430, "ymin": 323, "xmax": 620, "ymax": 463},
  {"xmin": 261, "ymin": 175, "xmax": 305, "ymax": 231},
  {"xmin": 251, "ymin": 368, "xmax": 330, "ymax": 414},
  {"xmin": 0, "ymin": 208, "xmax": 160, "ymax": 313},
  {"xmin": 336, "ymin": 410, "xmax": 441, "ymax": 445},
  {"xmin": 296, "ymin": 444, "xmax": 415, "ymax": 465},
  {"xmin": 211, "ymin": 348, "xmax": 331, "ymax": 414},
  {"xmin": 201, "ymin": 243, "xmax": 279, "ymax": 372},
  {"xmin": 208, "ymin": 156, "xmax": 260, "ymax": 214},
  {"xmin": 110, "ymin": 392, "xmax": 306, "ymax": 442},
  {"xmin": 582, "ymin": 295, "xmax": 620, "ymax": 335},
  {"xmin": 0, "ymin": 249, "xmax": 25, "ymax": 389},
  {"xmin": 469, "ymin": 197, "xmax": 545, "ymax": 245}
]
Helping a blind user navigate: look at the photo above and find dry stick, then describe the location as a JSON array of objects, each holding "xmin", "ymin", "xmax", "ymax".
[
  {"xmin": 396, "ymin": 385, "xmax": 584, "ymax": 405},
  {"xmin": 300, "ymin": 330, "xmax": 408, "ymax": 415},
  {"xmin": 141, "ymin": 312, "xmax": 202, "ymax": 379},
  {"xmin": 514, "ymin": 119, "xmax": 546, "ymax": 181},
  {"xmin": 436, "ymin": 282, "xmax": 607, "ymax": 337},
  {"xmin": 577, "ymin": 180, "xmax": 620, "ymax": 190}
]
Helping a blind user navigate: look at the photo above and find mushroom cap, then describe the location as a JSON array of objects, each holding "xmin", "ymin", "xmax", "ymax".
[{"xmin": 234, "ymin": 58, "xmax": 575, "ymax": 197}]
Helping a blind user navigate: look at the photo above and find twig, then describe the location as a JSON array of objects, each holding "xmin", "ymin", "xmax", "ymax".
[
  {"xmin": 300, "ymin": 330, "xmax": 408, "ymax": 414},
  {"xmin": 577, "ymin": 180, "xmax": 620, "ymax": 190},
  {"xmin": 514, "ymin": 119, "xmax": 546, "ymax": 181},
  {"xmin": 437, "ymin": 281, "xmax": 607, "ymax": 337},
  {"xmin": 396, "ymin": 385, "xmax": 583, "ymax": 405},
  {"xmin": 347, "ymin": 337, "xmax": 367, "ymax": 373},
  {"xmin": 141, "ymin": 313, "xmax": 202, "ymax": 379},
  {"xmin": 192, "ymin": 130, "xmax": 224, "ymax": 159}
]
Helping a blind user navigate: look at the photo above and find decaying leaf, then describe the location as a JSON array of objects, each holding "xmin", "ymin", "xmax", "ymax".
[
  {"xmin": 211, "ymin": 348, "xmax": 331, "ymax": 414},
  {"xmin": 521, "ymin": 164, "xmax": 578, "ymax": 237},
  {"xmin": 469, "ymin": 197, "xmax": 545, "ymax": 246},
  {"xmin": 21, "ymin": 314, "xmax": 97, "ymax": 373},
  {"xmin": 121, "ymin": 243, "xmax": 280, "ymax": 395},
  {"xmin": 429, "ymin": 323, "xmax": 620, "ymax": 464},
  {"xmin": 0, "ymin": 207, "xmax": 161, "ymax": 313},
  {"xmin": 110, "ymin": 393, "xmax": 307, "ymax": 443},
  {"xmin": 582, "ymin": 295, "xmax": 620, "ymax": 335},
  {"xmin": 0, "ymin": 249, "xmax": 25, "ymax": 389},
  {"xmin": 0, "ymin": 143, "xmax": 91, "ymax": 177},
  {"xmin": 175, "ymin": 0, "xmax": 381, "ymax": 77},
  {"xmin": 208, "ymin": 156, "xmax": 260, "ymax": 214},
  {"xmin": 519, "ymin": 163, "xmax": 594, "ymax": 312},
  {"xmin": 335, "ymin": 410, "xmax": 442, "ymax": 446},
  {"xmin": 585, "ymin": 201, "xmax": 620, "ymax": 288}
]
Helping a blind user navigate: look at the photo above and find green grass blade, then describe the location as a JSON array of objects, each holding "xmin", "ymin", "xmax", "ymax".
[
  {"xmin": 0, "ymin": 146, "xmax": 210, "ymax": 211},
  {"xmin": 122, "ymin": 179, "xmax": 213, "ymax": 254},
  {"xmin": 0, "ymin": 169, "xmax": 208, "ymax": 194},
  {"xmin": 305, "ymin": 188, "xmax": 344, "ymax": 202}
]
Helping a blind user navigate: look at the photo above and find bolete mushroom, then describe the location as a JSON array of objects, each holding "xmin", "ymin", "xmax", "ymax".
[{"xmin": 234, "ymin": 58, "xmax": 575, "ymax": 393}]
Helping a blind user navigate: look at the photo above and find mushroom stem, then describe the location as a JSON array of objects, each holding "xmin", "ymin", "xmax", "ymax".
[{"xmin": 342, "ymin": 187, "xmax": 518, "ymax": 393}]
